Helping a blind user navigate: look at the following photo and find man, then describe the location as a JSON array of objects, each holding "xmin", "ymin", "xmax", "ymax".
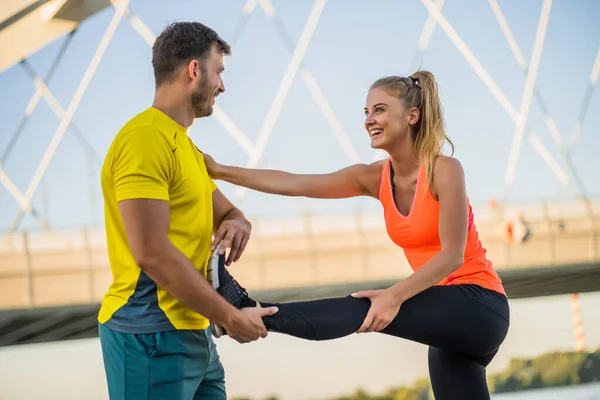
[{"xmin": 98, "ymin": 22, "xmax": 277, "ymax": 399}]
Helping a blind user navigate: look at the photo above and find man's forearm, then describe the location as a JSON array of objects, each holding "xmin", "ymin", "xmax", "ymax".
[
  {"xmin": 139, "ymin": 242, "xmax": 240, "ymax": 328},
  {"xmin": 216, "ymin": 206, "xmax": 246, "ymax": 228}
]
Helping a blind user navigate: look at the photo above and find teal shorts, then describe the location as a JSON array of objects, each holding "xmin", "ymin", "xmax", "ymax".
[{"xmin": 98, "ymin": 323, "xmax": 226, "ymax": 400}]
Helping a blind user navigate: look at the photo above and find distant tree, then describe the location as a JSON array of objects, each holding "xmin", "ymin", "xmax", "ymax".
[{"xmin": 234, "ymin": 349, "xmax": 600, "ymax": 400}]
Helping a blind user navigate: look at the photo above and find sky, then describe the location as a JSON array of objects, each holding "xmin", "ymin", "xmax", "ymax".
[{"xmin": 0, "ymin": 0, "xmax": 599, "ymax": 232}]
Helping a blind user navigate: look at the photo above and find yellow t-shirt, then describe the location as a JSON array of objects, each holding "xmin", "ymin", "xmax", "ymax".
[{"xmin": 98, "ymin": 107, "xmax": 217, "ymax": 333}]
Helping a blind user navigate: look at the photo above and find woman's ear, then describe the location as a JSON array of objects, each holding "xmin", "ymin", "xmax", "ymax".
[{"xmin": 408, "ymin": 106, "xmax": 420, "ymax": 126}]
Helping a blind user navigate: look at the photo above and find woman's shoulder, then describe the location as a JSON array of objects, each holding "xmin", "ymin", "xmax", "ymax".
[
  {"xmin": 350, "ymin": 159, "xmax": 387, "ymax": 198},
  {"xmin": 433, "ymin": 155, "xmax": 465, "ymax": 179},
  {"xmin": 433, "ymin": 154, "xmax": 463, "ymax": 170},
  {"xmin": 369, "ymin": 158, "xmax": 388, "ymax": 171},
  {"xmin": 430, "ymin": 155, "xmax": 466, "ymax": 198}
]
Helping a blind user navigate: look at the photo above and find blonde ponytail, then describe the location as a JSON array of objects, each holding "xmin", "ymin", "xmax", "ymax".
[{"xmin": 370, "ymin": 70, "xmax": 453, "ymax": 188}]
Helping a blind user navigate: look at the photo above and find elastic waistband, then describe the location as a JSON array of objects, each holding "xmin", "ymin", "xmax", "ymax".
[{"xmin": 454, "ymin": 284, "xmax": 510, "ymax": 321}]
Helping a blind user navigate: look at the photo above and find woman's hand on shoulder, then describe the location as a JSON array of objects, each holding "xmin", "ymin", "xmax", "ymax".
[{"xmin": 203, "ymin": 153, "xmax": 223, "ymax": 179}]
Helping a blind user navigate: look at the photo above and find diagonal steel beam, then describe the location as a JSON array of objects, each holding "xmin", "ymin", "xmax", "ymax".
[
  {"xmin": 488, "ymin": 0, "xmax": 527, "ymax": 69},
  {"xmin": 9, "ymin": 0, "xmax": 130, "ymax": 232},
  {"xmin": 253, "ymin": 0, "xmax": 361, "ymax": 216},
  {"xmin": 489, "ymin": 0, "xmax": 575, "ymax": 161},
  {"xmin": 565, "ymin": 45, "xmax": 600, "ymax": 257},
  {"xmin": 489, "ymin": 0, "xmax": 564, "ymax": 149},
  {"xmin": 226, "ymin": 0, "xmax": 258, "ymax": 46},
  {"xmin": 0, "ymin": 154, "xmax": 50, "ymax": 232},
  {"xmin": 503, "ymin": 0, "xmax": 552, "ymax": 194},
  {"xmin": 420, "ymin": 0, "xmax": 516, "ymax": 119},
  {"xmin": 235, "ymin": 0, "xmax": 328, "ymax": 201},
  {"xmin": 0, "ymin": 166, "xmax": 50, "ymax": 229},
  {"xmin": 300, "ymin": 69, "xmax": 360, "ymax": 162},
  {"xmin": 489, "ymin": 0, "xmax": 598, "ymax": 216},
  {"xmin": 260, "ymin": 0, "xmax": 360, "ymax": 164},
  {"xmin": 244, "ymin": 0, "xmax": 327, "ymax": 167},
  {"xmin": 489, "ymin": 0, "xmax": 597, "ymax": 255},
  {"xmin": 411, "ymin": 0, "xmax": 446, "ymax": 72},
  {"xmin": 212, "ymin": 107, "xmax": 259, "ymax": 158},
  {"xmin": 19, "ymin": 58, "xmax": 103, "ymax": 228},
  {"xmin": 0, "ymin": 32, "xmax": 77, "ymax": 231},
  {"xmin": 419, "ymin": 0, "xmax": 570, "ymax": 189},
  {"xmin": 244, "ymin": 0, "xmax": 260, "ymax": 14},
  {"xmin": 371, "ymin": 0, "xmax": 446, "ymax": 164},
  {"xmin": 568, "ymin": 46, "xmax": 600, "ymax": 153},
  {"xmin": 1, "ymin": 31, "xmax": 76, "ymax": 165},
  {"xmin": 19, "ymin": 60, "xmax": 102, "ymax": 165}
]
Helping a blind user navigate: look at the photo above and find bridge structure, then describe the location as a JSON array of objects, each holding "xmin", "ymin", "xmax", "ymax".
[
  {"xmin": 0, "ymin": 0, "xmax": 599, "ymax": 349},
  {"xmin": 1, "ymin": 198, "xmax": 599, "ymax": 347}
]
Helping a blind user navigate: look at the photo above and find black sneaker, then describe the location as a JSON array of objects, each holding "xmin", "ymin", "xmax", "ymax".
[{"xmin": 207, "ymin": 244, "xmax": 256, "ymax": 338}]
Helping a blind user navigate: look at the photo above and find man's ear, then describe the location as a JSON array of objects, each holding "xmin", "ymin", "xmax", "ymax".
[{"xmin": 187, "ymin": 59, "xmax": 200, "ymax": 81}]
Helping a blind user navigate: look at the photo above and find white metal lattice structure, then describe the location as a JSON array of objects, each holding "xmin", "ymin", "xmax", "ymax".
[
  {"xmin": 0, "ymin": 0, "xmax": 598, "ymax": 239},
  {"xmin": 4, "ymin": 0, "xmax": 130, "ymax": 232}
]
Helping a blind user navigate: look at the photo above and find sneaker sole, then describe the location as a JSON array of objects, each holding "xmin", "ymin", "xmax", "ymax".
[{"xmin": 207, "ymin": 244, "xmax": 225, "ymax": 338}]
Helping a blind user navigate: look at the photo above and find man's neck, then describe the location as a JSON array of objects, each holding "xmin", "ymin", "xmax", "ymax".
[{"xmin": 152, "ymin": 85, "xmax": 195, "ymax": 128}]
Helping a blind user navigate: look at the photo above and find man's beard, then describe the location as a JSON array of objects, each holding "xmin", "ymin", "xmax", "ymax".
[{"xmin": 191, "ymin": 78, "xmax": 213, "ymax": 118}]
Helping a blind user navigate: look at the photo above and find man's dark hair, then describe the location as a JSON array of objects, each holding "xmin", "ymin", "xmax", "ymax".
[{"xmin": 152, "ymin": 22, "xmax": 231, "ymax": 86}]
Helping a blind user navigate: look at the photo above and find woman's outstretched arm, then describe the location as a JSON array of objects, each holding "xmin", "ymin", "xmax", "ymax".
[{"xmin": 204, "ymin": 153, "xmax": 383, "ymax": 199}]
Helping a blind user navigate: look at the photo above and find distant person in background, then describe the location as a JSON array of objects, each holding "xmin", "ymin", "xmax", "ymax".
[
  {"xmin": 204, "ymin": 71, "xmax": 510, "ymax": 400},
  {"xmin": 503, "ymin": 211, "xmax": 532, "ymax": 244},
  {"xmin": 98, "ymin": 22, "xmax": 276, "ymax": 400},
  {"xmin": 517, "ymin": 212, "xmax": 532, "ymax": 243}
]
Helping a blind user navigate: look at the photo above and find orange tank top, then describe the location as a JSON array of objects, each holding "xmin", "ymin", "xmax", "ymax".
[{"xmin": 379, "ymin": 159, "xmax": 506, "ymax": 296}]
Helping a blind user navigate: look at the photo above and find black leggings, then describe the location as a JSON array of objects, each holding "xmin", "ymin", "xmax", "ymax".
[{"xmin": 260, "ymin": 284, "xmax": 510, "ymax": 400}]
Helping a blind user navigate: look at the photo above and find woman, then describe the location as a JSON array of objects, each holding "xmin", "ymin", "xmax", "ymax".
[{"xmin": 205, "ymin": 71, "xmax": 510, "ymax": 399}]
